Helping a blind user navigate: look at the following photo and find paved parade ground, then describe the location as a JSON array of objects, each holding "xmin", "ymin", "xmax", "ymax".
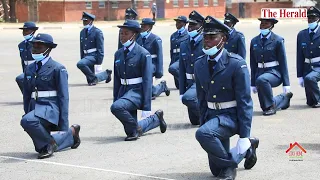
[{"xmin": 0, "ymin": 20, "xmax": 319, "ymax": 180}]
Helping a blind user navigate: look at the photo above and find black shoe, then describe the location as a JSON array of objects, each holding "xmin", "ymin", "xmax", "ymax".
[
  {"xmin": 263, "ymin": 105, "xmax": 276, "ymax": 116},
  {"xmin": 152, "ymin": 96, "xmax": 156, "ymax": 100},
  {"xmin": 105, "ymin": 69, "xmax": 112, "ymax": 83},
  {"xmin": 312, "ymin": 102, "xmax": 320, "ymax": 108},
  {"xmin": 244, "ymin": 137, "xmax": 259, "ymax": 169},
  {"xmin": 155, "ymin": 109, "xmax": 167, "ymax": 133},
  {"xmin": 124, "ymin": 133, "xmax": 139, "ymax": 141},
  {"xmin": 38, "ymin": 143, "xmax": 56, "ymax": 159},
  {"xmin": 281, "ymin": 92, "xmax": 293, "ymax": 110},
  {"xmin": 161, "ymin": 80, "xmax": 170, "ymax": 96},
  {"xmin": 217, "ymin": 168, "xmax": 236, "ymax": 180},
  {"xmin": 88, "ymin": 78, "xmax": 98, "ymax": 86},
  {"xmin": 71, "ymin": 124, "xmax": 81, "ymax": 149}
]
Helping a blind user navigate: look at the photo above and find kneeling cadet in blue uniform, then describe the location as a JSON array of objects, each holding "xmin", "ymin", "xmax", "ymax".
[
  {"xmin": 179, "ymin": 10, "xmax": 205, "ymax": 125},
  {"xmin": 297, "ymin": 6, "xmax": 320, "ymax": 108},
  {"xmin": 111, "ymin": 20, "xmax": 167, "ymax": 141},
  {"xmin": 250, "ymin": 18, "xmax": 293, "ymax": 116},
  {"xmin": 16, "ymin": 22, "xmax": 38, "ymax": 93},
  {"xmin": 21, "ymin": 34, "xmax": 81, "ymax": 159},
  {"xmin": 137, "ymin": 18, "xmax": 170, "ymax": 100},
  {"xmin": 77, "ymin": 12, "xmax": 112, "ymax": 86},
  {"xmin": 195, "ymin": 16, "xmax": 259, "ymax": 179}
]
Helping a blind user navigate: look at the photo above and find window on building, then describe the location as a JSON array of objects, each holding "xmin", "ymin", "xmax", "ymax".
[
  {"xmin": 111, "ymin": 0, "xmax": 118, "ymax": 8},
  {"xmin": 213, "ymin": 0, "xmax": 218, "ymax": 6},
  {"xmin": 98, "ymin": 1, "xmax": 105, "ymax": 8},
  {"xmin": 203, "ymin": 0, "xmax": 208, "ymax": 6},
  {"xmin": 193, "ymin": 0, "xmax": 198, "ymax": 6},
  {"xmin": 85, "ymin": 1, "xmax": 92, "ymax": 9},
  {"xmin": 144, "ymin": 0, "xmax": 150, "ymax": 8},
  {"xmin": 184, "ymin": 0, "xmax": 189, "ymax": 7},
  {"xmin": 173, "ymin": 0, "xmax": 179, "ymax": 7}
]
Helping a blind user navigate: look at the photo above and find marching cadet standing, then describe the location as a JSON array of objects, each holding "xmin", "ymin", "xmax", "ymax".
[
  {"xmin": 223, "ymin": 13, "xmax": 246, "ymax": 59},
  {"xmin": 194, "ymin": 16, "xmax": 259, "ymax": 180},
  {"xmin": 250, "ymin": 18, "xmax": 293, "ymax": 116},
  {"xmin": 297, "ymin": 6, "xmax": 320, "ymax": 108},
  {"xmin": 179, "ymin": 10, "xmax": 204, "ymax": 125},
  {"xmin": 16, "ymin": 22, "xmax": 38, "ymax": 93},
  {"xmin": 77, "ymin": 12, "xmax": 112, "ymax": 86},
  {"xmin": 20, "ymin": 33, "xmax": 81, "ymax": 159},
  {"xmin": 137, "ymin": 18, "xmax": 170, "ymax": 100},
  {"xmin": 110, "ymin": 20, "xmax": 167, "ymax": 141},
  {"xmin": 168, "ymin": 16, "xmax": 189, "ymax": 89},
  {"xmin": 118, "ymin": 8, "xmax": 142, "ymax": 49}
]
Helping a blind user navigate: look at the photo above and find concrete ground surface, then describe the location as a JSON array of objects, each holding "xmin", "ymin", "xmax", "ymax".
[{"xmin": 0, "ymin": 20, "xmax": 319, "ymax": 180}]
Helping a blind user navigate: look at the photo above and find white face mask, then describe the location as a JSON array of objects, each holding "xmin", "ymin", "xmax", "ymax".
[
  {"xmin": 140, "ymin": 29, "xmax": 150, "ymax": 38},
  {"xmin": 260, "ymin": 28, "xmax": 271, "ymax": 36},
  {"xmin": 122, "ymin": 34, "xmax": 135, "ymax": 47},
  {"xmin": 202, "ymin": 38, "xmax": 223, "ymax": 56},
  {"xmin": 83, "ymin": 21, "xmax": 92, "ymax": 29},
  {"xmin": 32, "ymin": 48, "xmax": 49, "ymax": 62},
  {"xmin": 188, "ymin": 26, "xmax": 202, "ymax": 38},
  {"xmin": 308, "ymin": 20, "xmax": 319, "ymax": 30},
  {"xmin": 23, "ymin": 33, "xmax": 33, "ymax": 40}
]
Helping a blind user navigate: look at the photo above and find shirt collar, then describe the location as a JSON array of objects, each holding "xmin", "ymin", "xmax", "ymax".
[
  {"xmin": 260, "ymin": 32, "xmax": 272, "ymax": 39},
  {"xmin": 178, "ymin": 28, "xmax": 186, "ymax": 34},
  {"xmin": 309, "ymin": 25, "xmax": 319, "ymax": 33},
  {"xmin": 123, "ymin": 42, "xmax": 136, "ymax": 52},
  {"xmin": 207, "ymin": 49, "xmax": 224, "ymax": 62},
  {"xmin": 144, "ymin": 32, "xmax": 151, "ymax": 39},
  {"xmin": 190, "ymin": 33, "xmax": 201, "ymax": 42},
  {"xmin": 229, "ymin": 28, "xmax": 234, "ymax": 35},
  {"xmin": 88, "ymin": 24, "xmax": 93, "ymax": 32},
  {"xmin": 40, "ymin": 56, "xmax": 50, "ymax": 65}
]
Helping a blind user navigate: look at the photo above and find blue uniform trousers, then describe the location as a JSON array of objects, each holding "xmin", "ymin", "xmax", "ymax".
[
  {"xmin": 182, "ymin": 84, "xmax": 200, "ymax": 125},
  {"xmin": 20, "ymin": 110, "xmax": 74, "ymax": 153},
  {"xmin": 304, "ymin": 71, "xmax": 320, "ymax": 106},
  {"xmin": 168, "ymin": 61, "xmax": 180, "ymax": 89},
  {"xmin": 77, "ymin": 56, "xmax": 108, "ymax": 83},
  {"xmin": 110, "ymin": 98, "xmax": 160, "ymax": 136},
  {"xmin": 256, "ymin": 73, "xmax": 291, "ymax": 110},
  {"xmin": 16, "ymin": 73, "xmax": 24, "ymax": 93},
  {"xmin": 196, "ymin": 117, "xmax": 240, "ymax": 176}
]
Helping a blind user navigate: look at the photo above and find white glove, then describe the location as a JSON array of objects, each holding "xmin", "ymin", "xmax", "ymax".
[
  {"xmin": 236, "ymin": 138, "xmax": 251, "ymax": 155},
  {"xmin": 155, "ymin": 78, "xmax": 161, "ymax": 81},
  {"xmin": 283, "ymin": 86, "xmax": 291, "ymax": 93},
  {"xmin": 141, "ymin": 111, "xmax": 152, "ymax": 119},
  {"xmin": 298, "ymin": 77, "xmax": 304, "ymax": 87},
  {"xmin": 179, "ymin": 95, "xmax": 183, "ymax": 102},
  {"xmin": 251, "ymin": 86, "xmax": 257, "ymax": 94}
]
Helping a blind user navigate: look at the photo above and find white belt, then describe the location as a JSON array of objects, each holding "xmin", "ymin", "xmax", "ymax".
[
  {"xmin": 207, "ymin": 100, "xmax": 237, "ymax": 110},
  {"xmin": 305, "ymin": 57, "xmax": 320, "ymax": 64},
  {"xmin": 24, "ymin": 60, "xmax": 35, "ymax": 65},
  {"xmin": 186, "ymin": 73, "xmax": 194, "ymax": 80},
  {"xmin": 257, "ymin": 61, "xmax": 279, "ymax": 68},
  {"xmin": 151, "ymin": 54, "xmax": 157, "ymax": 58},
  {"xmin": 173, "ymin": 48, "xmax": 180, "ymax": 53},
  {"xmin": 120, "ymin": 77, "xmax": 143, "ymax": 85},
  {"xmin": 31, "ymin": 91, "xmax": 57, "ymax": 99},
  {"xmin": 83, "ymin": 48, "xmax": 97, "ymax": 54}
]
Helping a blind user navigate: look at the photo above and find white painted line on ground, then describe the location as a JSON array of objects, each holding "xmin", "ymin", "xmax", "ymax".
[{"xmin": 0, "ymin": 155, "xmax": 176, "ymax": 180}]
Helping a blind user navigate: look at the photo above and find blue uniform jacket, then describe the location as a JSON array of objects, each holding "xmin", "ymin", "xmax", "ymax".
[
  {"xmin": 296, "ymin": 28, "xmax": 320, "ymax": 77},
  {"xmin": 170, "ymin": 30, "xmax": 189, "ymax": 64},
  {"xmin": 80, "ymin": 26, "xmax": 104, "ymax": 65},
  {"xmin": 23, "ymin": 58, "xmax": 69, "ymax": 131},
  {"xmin": 179, "ymin": 35, "xmax": 205, "ymax": 95},
  {"xmin": 250, "ymin": 32, "xmax": 290, "ymax": 86},
  {"xmin": 113, "ymin": 43, "xmax": 153, "ymax": 111},
  {"xmin": 194, "ymin": 50, "xmax": 253, "ymax": 138},
  {"xmin": 136, "ymin": 33, "xmax": 163, "ymax": 78},
  {"xmin": 224, "ymin": 29, "xmax": 246, "ymax": 60},
  {"xmin": 18, "ymin": 40, "xmax": 34, "ymax": 71},
  {"xmin": 118, "ymin": 31, "xmax": 142, "ymax": 50}
]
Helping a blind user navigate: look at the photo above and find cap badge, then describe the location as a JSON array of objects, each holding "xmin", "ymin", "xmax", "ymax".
[{"xmin": 205, "ymin": 18, "xmax": 211, "ymax": 23}]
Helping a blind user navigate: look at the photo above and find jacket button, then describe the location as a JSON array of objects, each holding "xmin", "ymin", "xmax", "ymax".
[
  {"xmin": 211, "ymin": 81, "xmax": 214, "ymax": 84},
  {"xmin": 124, "ymin": 72, "xmax": 125, "ymax": 74},
  {"xmin": 311, "ymin": 42, "xmax": 313, "ymax": 45},
  {"xmin": 311, "ymin": 51, "xmax": 313, "ymax": 53},
  {"xmin": 191, "ymin": 64, "xmax": 193, "ymax": 66},
  {"xmin": 213, "ymin": 95, "xmax": 216, "ymax": 98},
  {"xmin": 261, "ymin": 55, "xmax": 263, "ymax": 57},
  {"xmin": 222, "ymin": 87, "xmax": 225, "ymax": 89},
  {"xmin": 191, "ymin": 54, "xmax": 194, "ymax": 56},
  {"xmin": 201, "ymin": 86, "xmax": 203, "ymax": 88},
  {"xmin": 226, "ymin": 42, "xmax": 228, "ymax": 44},
  {"xmin": 85, "ymin": 38, "xmax": 87, "ymax": 40}
]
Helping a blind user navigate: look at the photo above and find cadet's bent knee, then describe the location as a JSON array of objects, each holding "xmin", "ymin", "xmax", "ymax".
[
  {"xmin": 20, "ymin": 117, "xmax": 36, "ymax": 130},
  {"xmin": 181, "ymin": 95, "xmax": 192, "ymax": 106},
  {"xmin": 110, "ymin": 102, "xmax": 124, "ymax": 115},
  {"xmin": 76, "ymin": 61, "xmax": 85, "ymax": 69},
  {"xmin": 195, "ymin": 127, "xmax": 209, "ymax": 143},
  {"xmin": 304, "ymin": 75, "xmax": 316, "ymax": 83},
  {"xmin": 255, "ymin": 76, "xmax": 268, "ymax": 86}
]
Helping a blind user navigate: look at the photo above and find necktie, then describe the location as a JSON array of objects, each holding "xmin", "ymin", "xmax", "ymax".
[
  {"xmin": 261, "ymin": 38, "xmax": 267, "ymax": 46},
  {"xmin": 142, "ymin": 37, "xmax": 146, "ymax": 44},
  {"xmin": 178, "ymin": 32, "xmax": 181, "ymax": 36},
  {"xmin": 310, "ymin": 32, "xmax": 315, "ymax": 40},
  {"xmin": 208, "ymin": 60, "xmax": 217, "ymax": 76},
  {"xmin": 124, "ymin": 48, "xmax": 129, "ymax": 58},
  {"xmin": 36, "ymin": 61, "xmax": 42, "ymax": 73},
  {"xmin": 190, "ymin": 39, "xmax": 195, "ymax": 50}
]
